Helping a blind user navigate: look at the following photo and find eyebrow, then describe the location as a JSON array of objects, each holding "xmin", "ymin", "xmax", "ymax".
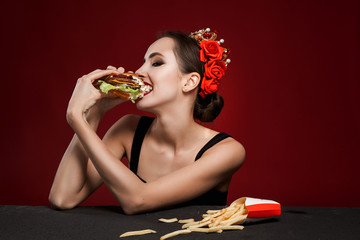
[{"xmin": 143, "ymin": 52, "xmax": 164, "ymax": 63}]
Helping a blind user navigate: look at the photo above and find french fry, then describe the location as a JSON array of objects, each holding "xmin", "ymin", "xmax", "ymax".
[
  {"xmin": 206, "ymin": 209, "xmax": 220, "ymax": 214},
  {"xmin": 211, "ymin": 214, "xmax": 225, "ymax": 227},
  {"xmin": 190, "ymin": 227, "xmax": 223, "ymax": 233},
  {"xmin": 189, "ymin": 227, "xmax": 210, "ymax": 233},
  {"xmin": 200, "ymin": 216, "xmax": 211, "ymax": 222},
  {"xmin": 158, "ymin": 218, "xmax": 178, "ymax": 223},
  {"xmin": 181, "ymin": 221, "xmax": 201, "ymax": 229},
  {"xmin": 160, "ymin": 229, "xmax": 191, "ymax": 240},
  {"xmin": 208, "ymin": 225, "xmax": 244, "ymax": 232},
  {"xmin": 188, "ymin": 220, "xmax": 212, "ymax": 229},
  {"xmin": 178, "ymin": 218, "xmax": 195, "ymax": 223},
  {"xmin": 223, "ymin": 214, "xmax": 247, "ymax": 226},
  {"xmin": 209, "ymin": 208, "xmax": 226, "ymax": 218},
  {"xmin": 119, "ymin": 229, "xmax": 156, "ymax": 238},
  {"xmin": 222, "ymin": 211, "xmax": 242, "ymax": 222},
  {"xmin": 224, "ymin": 205, "xmax": 240, "ymax": 219}
]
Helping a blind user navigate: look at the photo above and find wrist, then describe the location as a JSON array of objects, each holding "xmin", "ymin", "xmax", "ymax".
[{"xmin": 66, "ymin": 108, "xmax": 84, "ymax": 127}]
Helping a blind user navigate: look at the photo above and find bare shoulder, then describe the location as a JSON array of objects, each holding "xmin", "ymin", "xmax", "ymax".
[{"xmin": 200, "ymin": 134, "xmax": 246, "ymax": 170}]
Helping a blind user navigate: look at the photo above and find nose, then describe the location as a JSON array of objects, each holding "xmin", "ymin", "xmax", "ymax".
[{"xmin": 135, "ymin": 66, "xmax": 146, "ymax": 78}]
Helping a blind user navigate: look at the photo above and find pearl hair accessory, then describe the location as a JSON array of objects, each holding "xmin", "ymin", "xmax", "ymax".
[
  {"xmin": 188, "ymin": 27, "xmax": 230, "ymax": 98},
  {"xmin": 190, "ymin": 28, "xmax": 231, "ymax": 66}
]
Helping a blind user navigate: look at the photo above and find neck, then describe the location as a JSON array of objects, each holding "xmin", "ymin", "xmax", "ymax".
[{"xmin": 149, "ymin": 102, "xmax": 207, "ymax": 151}]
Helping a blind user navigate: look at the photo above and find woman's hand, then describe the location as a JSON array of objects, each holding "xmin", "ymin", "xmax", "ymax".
[{"xmin": 66, "ymin": 66, "xmax": 127, "ymax": 125}]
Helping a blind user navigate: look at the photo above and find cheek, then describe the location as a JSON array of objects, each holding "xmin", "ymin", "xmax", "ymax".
[
  {"xmin": 154, "ymin": 64, "xmax": 181, "ymax": 95},
  {"xmin": 156, "ymin": 83, "xmax": 179, "ymax": 100},
  {"xmin": 150, "ymin": 81, "xmax": 179, "ymax": 103},
  {"xmin": 136, "ymin": 70, "xmax": 181, "ymax": 110}
]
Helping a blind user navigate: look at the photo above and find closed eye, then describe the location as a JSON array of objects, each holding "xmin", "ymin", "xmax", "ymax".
[{"xmin": 152, "ymin": 61, "xmax": 164, "ymax": 67}]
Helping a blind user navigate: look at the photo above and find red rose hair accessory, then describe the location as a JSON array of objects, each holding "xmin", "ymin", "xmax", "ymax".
[{"xmin": 190, "ymin": 28, "xmax": 231, "ymax": 98}]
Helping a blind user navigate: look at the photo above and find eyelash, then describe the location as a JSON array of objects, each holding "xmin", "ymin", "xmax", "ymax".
[{"xmin": 152, "ymin": 61, "xmax": 164, "ymax": 67}]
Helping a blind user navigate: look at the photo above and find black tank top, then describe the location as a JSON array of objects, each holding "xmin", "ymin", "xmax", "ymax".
[{"xmin": 130, "ymin": 116, "xmax": 231, "ymax": 206}]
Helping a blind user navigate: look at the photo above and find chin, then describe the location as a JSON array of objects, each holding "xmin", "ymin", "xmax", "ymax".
[
  {"xmin": 136, "ymin": 94, "xmax": 156, "ymax": 112},
  {"xmin": 136, "ymin": 99, "xmax": 150, "ymax": 112}
]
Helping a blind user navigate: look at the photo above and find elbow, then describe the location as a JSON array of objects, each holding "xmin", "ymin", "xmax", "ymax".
[
  {"xmin": 122, "ymin": 207, "xmax": 137, "ymax": 215},
  {"xmin": 121, "ymin": 196, "xmax": 146, "ymax": 215},
  {"xmin": 48, "ymin": 193, "xmax": 77, "ymax": 210}
]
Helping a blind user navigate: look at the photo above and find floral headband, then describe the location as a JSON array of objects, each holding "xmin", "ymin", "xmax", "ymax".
[{"xmin": 190, "ymin": 28, "xmax": 231, "ymax": 98}]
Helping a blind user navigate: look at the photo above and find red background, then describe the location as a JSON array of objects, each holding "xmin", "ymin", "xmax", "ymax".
[{"xmin": 1, "ymin": 0, "xmax": 359, "ymax": 207}]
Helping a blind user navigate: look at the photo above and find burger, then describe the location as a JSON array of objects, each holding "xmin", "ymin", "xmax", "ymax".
[{"xmin": 95, "ymin": 72, "xmax": 152, "ymax": 102}]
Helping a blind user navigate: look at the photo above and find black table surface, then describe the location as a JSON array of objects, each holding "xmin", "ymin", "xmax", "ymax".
[{"xmin": 1, "ymin": 205, "xmax": 359, "ymax": 240}]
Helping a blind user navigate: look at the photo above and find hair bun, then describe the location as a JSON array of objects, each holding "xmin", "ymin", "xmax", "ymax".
[{"xmin": 194, "ymin": 93, "xmax": 224, "ymax": 122}]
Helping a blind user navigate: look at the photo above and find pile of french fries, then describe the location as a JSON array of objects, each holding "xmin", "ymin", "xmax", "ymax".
[
  {"xmin": 160, "ymin": 197, "xmax": 248, "ymax": 239},
  {"xmin": 120, "ymin": 197, "xmax": 248, "ymax": 239}
]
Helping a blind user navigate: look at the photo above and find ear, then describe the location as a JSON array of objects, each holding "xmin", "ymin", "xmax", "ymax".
[{"xmin": 183, "ymin": 73, "xmax": 201, "ymax": 93}]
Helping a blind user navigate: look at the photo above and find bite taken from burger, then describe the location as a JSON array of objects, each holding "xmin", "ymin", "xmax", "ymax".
[{"xmin": 94, "ymin": 72, "xmax": 152, "ymax": 103}]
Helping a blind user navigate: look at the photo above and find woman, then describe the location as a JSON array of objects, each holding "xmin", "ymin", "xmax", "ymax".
[{"xmin": 49, "ymin": 30, "xmax": 245, "ymax": 215}]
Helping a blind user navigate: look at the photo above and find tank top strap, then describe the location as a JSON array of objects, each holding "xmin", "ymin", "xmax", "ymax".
[
  {"xmin": 130, "ymin": 116, "xmax": 155, "ymax": 174},
  {"xmin": 195, "ymin": 132, "xmax": 231, "ymax": 161}
]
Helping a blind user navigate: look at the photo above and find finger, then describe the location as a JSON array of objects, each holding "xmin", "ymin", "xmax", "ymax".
[
  {"xmin": 87, "ymin": 69, "xmax": 120, "ymax": 83},
  {"xmin": 88, "ymin": 69, "xmax": 103, "ymax": 74},
  {"xmin": 117, "ymin": 67, "xmax": 125, "ymax": 73},
  {"xmin": 106, "ymin": 65, "xmax": 117, "ymax": 70}
]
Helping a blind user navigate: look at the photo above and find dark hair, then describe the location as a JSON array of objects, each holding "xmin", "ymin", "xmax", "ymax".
[{"xmin": 158, "ymin": 31, "xmax": 224, "ymax": 122}]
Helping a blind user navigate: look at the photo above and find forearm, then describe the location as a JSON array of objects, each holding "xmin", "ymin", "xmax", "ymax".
[
  {"xmin": 49, "ymin": 109, "xmax": 104, "ymax": 207},
  {"xmin": 68, "ymin": 111, "xmax": 145, "ymax": 212}
]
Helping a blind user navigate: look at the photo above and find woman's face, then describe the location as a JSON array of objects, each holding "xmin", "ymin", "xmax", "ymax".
[{"xmin": 135, "ymin": 37, "xmax": 184, "ymax": 111}]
